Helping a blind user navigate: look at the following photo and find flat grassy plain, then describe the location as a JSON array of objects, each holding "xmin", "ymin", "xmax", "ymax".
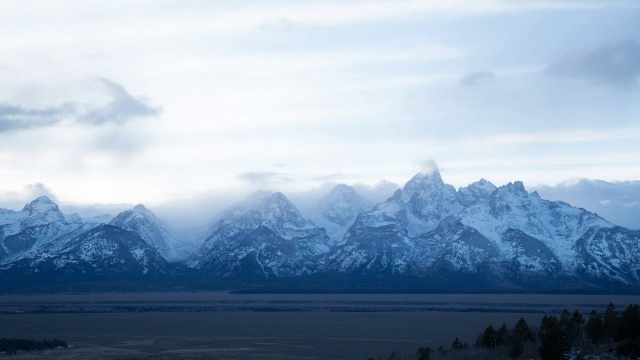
[{"xmin": 1, "ymin": 293, "xmax": 638, "ymax": 359}]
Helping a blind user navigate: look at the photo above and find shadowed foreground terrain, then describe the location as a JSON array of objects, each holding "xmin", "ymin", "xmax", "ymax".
[{"xmin": 1, "ymin": 293, "xmax": 638, "ymax": 359}]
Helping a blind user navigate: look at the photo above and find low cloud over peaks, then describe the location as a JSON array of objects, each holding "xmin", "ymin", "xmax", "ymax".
[
  {"xmin": 546, "ymin": 40, "xmax": 640, "ymax": 90},
  {"xmin": 534, "ymin": 179, "xmax": 640, "ymax": 230},
  {"xmin": 418, "ymin": 158, "xmax": 439, "ymax": 175},
  {"xmin": 236, "ymin": 171, "xmax": 292, "ymax": 186}
]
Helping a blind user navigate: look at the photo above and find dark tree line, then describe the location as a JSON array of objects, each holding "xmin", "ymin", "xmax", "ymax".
[
  {"xmin": 471, "ymin": 303, "xmax": 640, "ymax": 359},
  {"xmin": 0, "ymin": 338, "xmax": 68, "ymax": 355},
  {"xmin": 373, "ymin": 303, "xmax": 640, "ymax": 360},
  {"xmin": 584, "ymin": 303, "xmax": 640, "ymax": 357}
]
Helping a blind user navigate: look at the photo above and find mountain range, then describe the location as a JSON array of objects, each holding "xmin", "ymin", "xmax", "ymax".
[{"xmin": 1, "ymin": 170, "xmax": 639, "ymax": 293}]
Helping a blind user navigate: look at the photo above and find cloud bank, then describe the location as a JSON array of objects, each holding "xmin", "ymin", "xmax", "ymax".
[
  {"xmin": 534, "ymin": 179, "xmax": 640, "ymax": 229},
  {"xmin": 546, "ymin": 40, "xmax": 640, "ymax": 90},
  {"xmin": 0, "ymin": 79, "xmax": 159, "ymax": 134}
]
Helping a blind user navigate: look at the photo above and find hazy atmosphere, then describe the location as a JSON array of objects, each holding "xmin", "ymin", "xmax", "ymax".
[{"xmin": 1, "ymin": 1, "xmax": 639, "ymax": 229}]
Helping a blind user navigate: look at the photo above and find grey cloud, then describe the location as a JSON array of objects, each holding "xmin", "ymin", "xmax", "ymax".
[
  {"xmin": 0, "ymin": 103, "xmax": 75, "ymax": 133},
  {"xmin": 546, "ymin": 40, "xmax": 640, "ymax": 90},
  {"xmin": 0, "ymin": 183, "xmax": 58, "ymax": 210},
  {"xmin": 26, "ymin": 183, "xmax": 58, "ymax": 202},
  {"xmin": 236, "ymin": 171, "xmax": 293, "ymax": 185},
  {"xmin": 0, "ymin": 79, "xmax": 160, "ymax": 134},
  {"xmin": 81, "ymin": 78, "xmax": 160, "ymax": 125},
  {"xmin": 534, "ymin": 179, "xmax": 640, "ymax": 230},
  {"xmin": 459, "ymin": 71, "xmax": 495, "ymax": 87}
]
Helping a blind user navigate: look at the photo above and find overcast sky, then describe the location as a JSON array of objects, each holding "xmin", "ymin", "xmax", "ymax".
[{"xmin": 1, "ymin": 1, "xmax": 639, "ymax": 227}]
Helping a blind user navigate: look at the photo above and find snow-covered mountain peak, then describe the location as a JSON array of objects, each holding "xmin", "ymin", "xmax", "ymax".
[
  {"xmin": 65, "ymin": 213, "xmax": 82, "ymax": 224},
  {"xmin": 191, "ymin": 190, "xmax": 331, "ymax": 277},
  {"xmin": 109, "ymin": 205, "xmax": 188, "ymax": 262},
  {"xmin": 227, "ymin": 190, "xmax": 307, "ymax": 227},
  {"xmin": 505, "ymin": 181, "xmax": 526, "ymax": 193},
  {"xmin": 458, "ymin": 179, "xmax": 497, "ymax": 206},
  {"xmin": 133, "ymin": 204, "xmax": 148, "ymax": 211},
  {"xmin": 21, "ymin": 196, "xmax": 63, "ymax": 218},
  {"xmin": 19, "ymin": 196, "xmax": 66, "ymax": 226},
  {"xmin": 400, "ymin": 171, "xmax": 463, "ymax": 234},
  {"xmin": 318, "ymin": 184, "xmax": 371, "ymax": 227},
  {"xmin": 306, "ymin": 184, "xmax": 373, "ymax": 242},
  {"xmin": 111, "ymin": 204, "xmax": 164, "ymax": 227},
  {"xmin": 402, "ymin": 171, "xmax": 444, "ymax": 197}
]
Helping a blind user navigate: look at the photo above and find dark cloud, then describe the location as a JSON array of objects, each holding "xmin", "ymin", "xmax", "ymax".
[
  {"xmin": 0, "ymin": 103, "xmax": 74, "ymax": 133},
  {"xmin": 0, "ymin": 79, "xmax": 160, "ymax": 133},
  {"xmin": 459, "ymin": 71, "xmax": 495, "ymax": 87},
  {"xmin": 236, "ymin": 171, "xmax": 292, "ymax": 185},
  {"xmin": 546, "ymin": 40, "xmax": 640, "ymax": 90},
  {"xmin": 81, "ymin": 78, "xmax": 160, "ymax": 125},
  {"xmin": 534, "ymin": 179, "xmax": 640, "ymax": 230}
]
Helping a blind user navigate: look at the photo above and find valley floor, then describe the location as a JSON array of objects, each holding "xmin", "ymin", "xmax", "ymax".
[{"xmin": 0, "ymin": 293, "xmax": 637, "ymax": 359}]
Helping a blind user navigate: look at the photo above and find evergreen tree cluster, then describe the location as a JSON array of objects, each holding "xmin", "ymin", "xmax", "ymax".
[
  {"xmin": 585, "ymin": 303, "xmax": 640, "ymax": 357},
  {"xmin": 471, "ymin": 303, "xmax": 640, "ymax": 360},
  {"xmin": 0, "ymin": 337, "xmax": 68, "ymax": 355},
  {"xmin": 374, "ymin": 303, "xmax": 640, "ymax": 360}
]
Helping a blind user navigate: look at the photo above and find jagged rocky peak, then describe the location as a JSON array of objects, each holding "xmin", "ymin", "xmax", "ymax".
[
  {"xmin": 458, "ymin": 178, "xmax": 497, "ymax": 206},
  {"xmin": 229, "ymin": 190, "xmax": 312, "ymax": 228},
  {"xmin": 401, "ymin": 170, "xmax": 462, "ymax": 223},
  {"xmin": 319, "ymin": 184, "xmax": 371, "ymax": 227},
  {"xmin": 402, "ymin": 169, "xmax": 445, "ymax": 197},
  {"xmin": 489, "ymin": 181, "xmax": 531, "ymax": 209},
  {"xmin": 111, "ymin": 203, "xmax": 163, "ymax": 226},
  {"xmin": 109, "ymin": 203, "xmax": 189, "ymax": 262},
  {"xmin": 20, "ymin": 196, "xmax": 66, "ymax": 224},
  {"xmin": 22, "ymin": 196, "xmax": 62, "ymax": 215},
  {"xmin": 133, "ymin": 203, "xmax": 148, "ymax": 211}
]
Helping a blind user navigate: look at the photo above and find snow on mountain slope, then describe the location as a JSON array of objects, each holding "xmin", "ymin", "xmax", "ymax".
[
  {"xmin": 1, "ymin": 172, "xmax": 639, "ymax": 290},
  {"xmin": 0, "ymin": 196, "xmax": 90, "ymax": 262},
  {"xmin": 1, "ymin": 224, "xmax": 172, "ymax": 281},
  {"xmin": 109, "ymin": 204, "xmax": 191, "ymax": 262},
  {"xmin": 328, "ymin": 171, "xmax": 640, "ymax": 288},
  {"xmin": 304, "ymin": 184, "xmax": 373, "ymax": 244},
  {"xmin": 574, "ymin": 226, "xmax": 640, "ymax": 285},
  {"xmin": 330, "ymin": 170, "xmax": 464, "ymax": 274},
  {"xmin": 458, "ymin": 179, "xmax": 497, "ymax": 206},
  {"xmin": 458, "ymin": 181, "xmax": 613, "ymax": 269},
  {"xmin": 189, "ymin": 191, "xmax": 331, "ymax": 278}
]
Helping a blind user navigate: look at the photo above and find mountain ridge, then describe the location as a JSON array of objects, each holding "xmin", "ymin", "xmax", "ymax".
[{"xmin": 1, "ymin": 172, "xmax": 639, "ymax": 292}]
